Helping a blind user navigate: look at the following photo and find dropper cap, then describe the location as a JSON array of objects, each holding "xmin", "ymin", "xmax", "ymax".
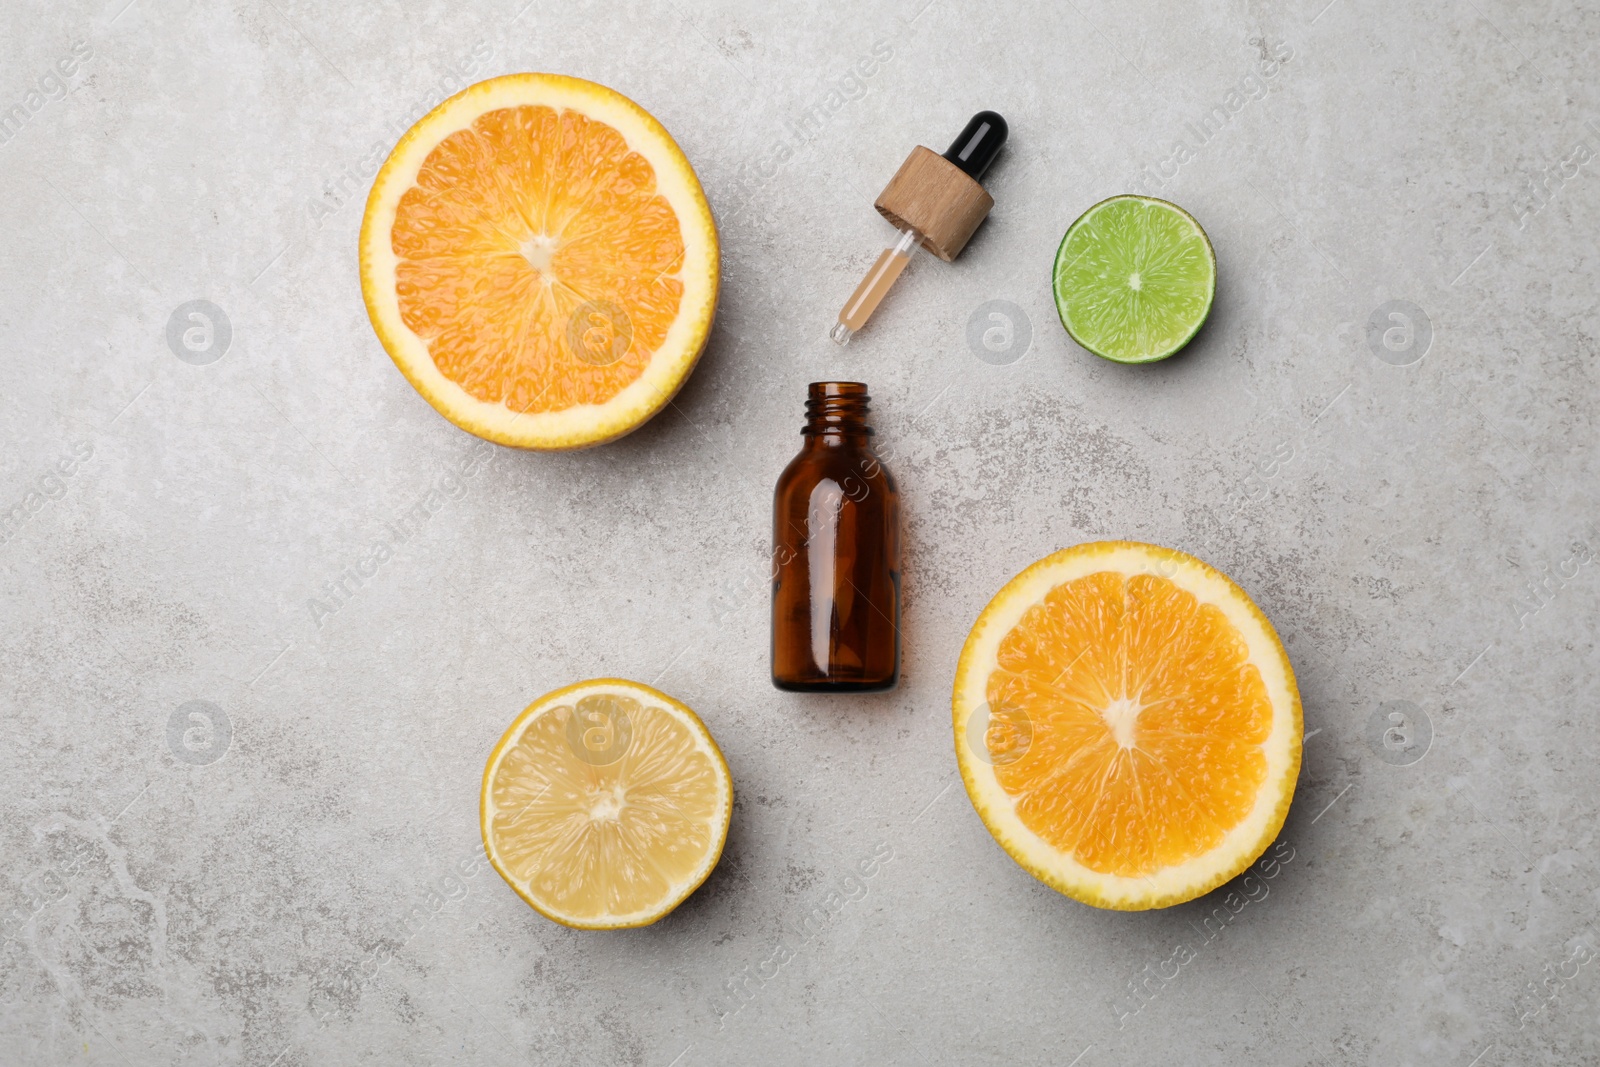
[
  {"xmin": 830, "ymin": 112, "xmax": 1008, "ymax": 344},
  {"xmin": 942, "ymin": 111, "xmax": 1008, "ymax": 181},
  {"xmin": 873, "ymin": 111, "xmax": 1007, "ymax": 263}
]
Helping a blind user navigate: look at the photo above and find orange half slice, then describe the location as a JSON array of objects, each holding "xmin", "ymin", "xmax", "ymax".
[
  {"xmin": 360, "ymin": 74, "xmax": 719, "ymax": 449},
  {"xmin": 954, "ymin": 542, "xmax": 1301, "ymax": 910}
]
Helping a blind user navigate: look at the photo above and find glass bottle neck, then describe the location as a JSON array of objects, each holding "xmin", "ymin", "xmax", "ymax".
[{"xmin": 803, "ymin": 382, "xmax": 872, "ymax": 443}]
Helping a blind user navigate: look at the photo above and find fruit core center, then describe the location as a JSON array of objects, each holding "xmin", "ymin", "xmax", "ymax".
[
  {"xmin": 1127, "ymin": 271, "xmax": 1143, "ymax": 291},
  {"xmin": 587, "ymin": 785, "xmax": 625, "ymax": 821},
  {"xmin": 521, "ymin": 234, "xmax": 558, "ymax": 276},
  {"xmin": 1100, "ymin": 696, "xmax": 1143, "ymax": 748}
]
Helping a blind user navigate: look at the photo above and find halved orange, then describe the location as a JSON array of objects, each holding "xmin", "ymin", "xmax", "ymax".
[
  {"xmin": 481, "ymin": 679, "xmax": 732, "ymax": 929},
  {"xmin": 360, "ymin": 74, "xmax": 719, "ymax": 449},
  {"xmin": 953, "ymin": 542, "xmax": 1301, "ymax": 910}
]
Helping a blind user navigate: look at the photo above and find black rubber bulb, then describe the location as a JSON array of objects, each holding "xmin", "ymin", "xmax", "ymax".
[{"xmin": 942, "ymin": 111, "xmax": 1008, "ymax": 181}]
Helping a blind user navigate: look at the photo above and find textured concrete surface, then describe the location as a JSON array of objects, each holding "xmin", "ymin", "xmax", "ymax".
[{"xmin": 2, "ymin": 0, "xmax": 1598, "ymax": 1064}]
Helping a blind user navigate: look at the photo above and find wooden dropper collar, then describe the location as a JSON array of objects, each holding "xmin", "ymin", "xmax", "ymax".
[{"xmin": 875, "ymin": 111, "xmax": 1008, "ymax": 262}]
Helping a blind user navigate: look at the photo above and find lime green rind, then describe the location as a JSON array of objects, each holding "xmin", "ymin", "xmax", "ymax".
[{"xmin": 1053, "ymin": 195, "xmax": 1217, "ymax": 365}]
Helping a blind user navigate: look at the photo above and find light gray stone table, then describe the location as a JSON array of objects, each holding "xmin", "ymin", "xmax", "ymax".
[{"xmin": 3, "ymin": 1, "xmax": 1597, "ymax": 1064}]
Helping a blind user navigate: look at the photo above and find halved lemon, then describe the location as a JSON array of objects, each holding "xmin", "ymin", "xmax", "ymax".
[
  {"xmin": 481, "ymin": 679, "xmax": 732, "ymax": 929},
  {"xmin": 953, "ymin": 542, "xmax": 1300, "ymax": 910},
  {"xmin": 360, "ymin": 74, "xmax": 719, "ymax": 450}
]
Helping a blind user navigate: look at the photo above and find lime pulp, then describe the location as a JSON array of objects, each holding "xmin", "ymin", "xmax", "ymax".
[{"xmin": 1052, "ymin": 195, "xmax": 1216, "ymax": 364}]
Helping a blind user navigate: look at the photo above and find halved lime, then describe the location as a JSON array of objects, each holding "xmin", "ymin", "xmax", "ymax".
[{"xmin": 1053, "ymin": 195, "xmax": 1216, "ymax": 364}]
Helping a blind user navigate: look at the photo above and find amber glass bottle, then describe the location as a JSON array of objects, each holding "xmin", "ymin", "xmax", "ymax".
[{"xmin": 771, "ymin": 382, "xmax": 900, "ymax": 691}]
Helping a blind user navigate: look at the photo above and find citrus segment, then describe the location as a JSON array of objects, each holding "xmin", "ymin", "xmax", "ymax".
[
  {"xmin": 361, "ymin": 74, "xmax": 718, "ymax": 449},
  {"xmin": 1053, "ymin": 195, "xmax": 1215, "ymax": 363},
  {"xmin": 481, "ymin": 679, "xmax": 732, "ymax": 928},
  {"xmin": 954, "ymin": 542, "xmax": 1300, "ymax": 910}
]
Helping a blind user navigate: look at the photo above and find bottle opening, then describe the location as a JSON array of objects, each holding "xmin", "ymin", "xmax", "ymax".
[{"xmin": 804, "ymin": 382, "xmax": 872, "ymax": 436}]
